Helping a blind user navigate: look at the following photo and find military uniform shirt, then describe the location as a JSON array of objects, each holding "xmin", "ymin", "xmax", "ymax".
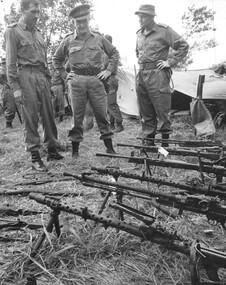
[
  {"xmin": 5, "ymin": 18, "xmax": 47, "ymax": 91},
  {"xmin": 136, "ymin": 23, "xmax": 189, "ymax": 67},
  {"xmin": 53, "ymin": 30, "xmax": 119, "ymax": 78}
]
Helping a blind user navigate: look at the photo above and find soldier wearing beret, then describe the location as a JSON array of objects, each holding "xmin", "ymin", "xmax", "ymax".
[
  {"xmin": 52, "ymin": 3, "xmax": 120, "ymax": 157},
  {"xmin": 5, "ymin": 0, "xmax": 63, "ymax": 172},
  {"xmin": 135, "ymin": 4, "xmax": 189, "ymax": 146}
]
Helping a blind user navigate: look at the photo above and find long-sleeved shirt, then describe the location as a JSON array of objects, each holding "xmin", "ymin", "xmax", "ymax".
[
  {"xmin": 5, "ymin": 17, "xmax": 47, "ymax": 91},
  {"xmin": 52, "ymin": 30, "xmax": 120, "ymax": 79},
  {"xmin": 136, "ymin": 22, "xmax": 189, "ymax": 67}
]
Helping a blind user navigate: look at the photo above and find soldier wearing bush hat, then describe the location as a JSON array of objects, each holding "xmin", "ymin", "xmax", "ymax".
[
  {"xmin": 135, "ymin": 4, "xmax": 189, "ymax": 147},
  {"xmin": 53, "ymin": 3, "xmax": 120, "ymax": 157}
]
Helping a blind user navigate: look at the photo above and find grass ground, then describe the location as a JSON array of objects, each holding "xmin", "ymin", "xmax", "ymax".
[{"xmin": 0, "ymin": 111, "xmax": 226, "ymax": 285}]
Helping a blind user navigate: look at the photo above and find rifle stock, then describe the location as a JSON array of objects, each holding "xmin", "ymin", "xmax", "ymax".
[
  {"xmin": 63, "ymin": 171, "xmax": 226, "ymax": 227},
  {"xmin": 95, "ymin": 152, "xmax": 226, "ymax": 177}
]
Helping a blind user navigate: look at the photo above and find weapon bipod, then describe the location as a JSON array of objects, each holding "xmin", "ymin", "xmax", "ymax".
[{"xmin": 25, "ymin": 209, "xmax": 61, "ymax": 285}]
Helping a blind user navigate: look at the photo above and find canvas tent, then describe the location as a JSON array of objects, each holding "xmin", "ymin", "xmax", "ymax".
[{"xmin": 116, "ymin": 66, "xmax": 226, "ymax": 117}]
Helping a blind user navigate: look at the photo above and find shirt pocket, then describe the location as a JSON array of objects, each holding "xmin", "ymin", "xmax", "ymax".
[
  {"xmin": 87, "ymin": 45, "xmax": 102, "ymax": 62},
  {"xmin": 69, "ymin": 46, "xmax": 83, "ymax": 64},
  {"xmin": 18, "ymin": 39, "xmax": 35, "ymax": 59}
]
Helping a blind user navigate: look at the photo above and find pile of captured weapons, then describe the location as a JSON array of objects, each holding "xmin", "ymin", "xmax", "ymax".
[{"xmin": 2, "ymin": 137, "xmax": 226, "ymax": 284}]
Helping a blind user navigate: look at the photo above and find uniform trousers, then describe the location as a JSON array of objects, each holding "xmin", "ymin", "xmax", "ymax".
[
  {"xmin": 68, "ymin": 74, "xmax": 113, "ymax": 142},
  {"xmin": 136, "ymin": 68, "xmax": 172, "ymax": 135},
  {"xmin": 18, "ymin": 66, "xmax": 58, "ymax": 152},
  {"xmin": 107, "ymin": 75, "xmax": 123, "ymax": 124},
  {"xmin": 1, "ymin": 87, "xmax": 15, "ymax": 123}
]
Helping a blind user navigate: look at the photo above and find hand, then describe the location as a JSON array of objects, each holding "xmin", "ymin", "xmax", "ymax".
[
  {"xmin": 97, "ymin": 70, "xmax": 111, "ymax": 80},
  {"xmin": 13, "ymin": 90, "xmax": 23, "ymax": 105},
  {"xmin": 157, "ymin": 60, "xmax": 170, "ymax": 70}
]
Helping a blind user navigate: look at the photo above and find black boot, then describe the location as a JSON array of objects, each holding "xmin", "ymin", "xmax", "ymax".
[
  {"xmin": 144, "ymin": 134, "xmax": 155, "ymax": 146},
  {"xmin": 47, "ymin": 146, "xmax": 64, "ymax": 161},
  {"xmin": 6, "ymin": 121, "xmax": 12, "ymax": 128},
  {"xmin": 104, "ymin": 138, "xmax": 116, "ymax": 154},
  {"xmin": 72, "ymin": 141, "xmax": 80, "ymax": 158},
  {"xmin": 31, "ymin": 151, "xmax": 47, "ymax": 172},
  {"xmin": 162, "ymin": 134, "xmax": 169, "ymax": 147}
]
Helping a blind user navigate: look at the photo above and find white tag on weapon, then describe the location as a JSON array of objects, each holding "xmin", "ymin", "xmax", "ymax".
[{"xmin": 158, "ymin": 147, "xmax": 169, "ymax": 157}]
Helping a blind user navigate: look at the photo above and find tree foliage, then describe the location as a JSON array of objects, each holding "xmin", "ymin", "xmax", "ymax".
[{"xmin": 179, "ymin": 5, "xmax": 217, "ymax": 68}]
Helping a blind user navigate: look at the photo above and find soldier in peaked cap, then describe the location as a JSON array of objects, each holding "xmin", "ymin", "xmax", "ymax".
[
  {"xmin": 5, "ymin": 0, "xmax": 63, "ymax": 172},
  {"xmin": 135, "ymin": 4, "xmax": 189, "ymax": 147},
  {"xmin": 53, "ymin": 3, "xmax": 120, "ymax": 157}
]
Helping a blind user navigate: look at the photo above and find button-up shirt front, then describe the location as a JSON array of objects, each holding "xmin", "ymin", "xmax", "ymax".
[
  {"xmin": 5, "ymin": 17, "xmax": 47, "ymax": 91},
  {"xmin": 53, "ymin": 30, "xmax": 119, "ymax": 78},
  {"xmin": 136, "ymin": 22, "xmax": 189, "ymax": 67}
]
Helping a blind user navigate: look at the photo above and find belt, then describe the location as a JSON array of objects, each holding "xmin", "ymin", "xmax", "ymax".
[
  {"xmin": 139, "ymin": 62, "xmax": 158, "ymax": 70},
  {"xmin": 72, "ymin": 68, "xmax": 101, "ymax": 76},
  {"xmin": 18, "ymin": 64, "xmax": 46, "ymax": 73}
]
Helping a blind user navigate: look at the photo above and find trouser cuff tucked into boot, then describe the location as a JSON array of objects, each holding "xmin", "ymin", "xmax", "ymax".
[
  {"xmin": 161, "ymin": 134, "xmax": 170, "ymax": 147},
  {"xmin": 31, "ymin": 151, "xmax": 47, "ymax": 172},
  {"xmin": 104, "ymin": 138, "xmax": 116, "ymax": 154},
  {"xmin": 47, "ymin": 146, "xmax": 64, "ymax": 161},
  {"xmin": 72, "ymin": 141, "xmax": 80, "ymax": 158}
]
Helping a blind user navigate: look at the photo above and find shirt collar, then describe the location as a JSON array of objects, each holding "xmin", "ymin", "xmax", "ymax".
[
  {"xmin": 141, "ymin": 22, "xmax": 158, "ymax": 35},
  {"xmin": 18, "ymin": 17, "xmax": 37, "ymax": 31},
  {"xmin": 73, "ymin": 28, "xmax": 94, "ymax": 39}
]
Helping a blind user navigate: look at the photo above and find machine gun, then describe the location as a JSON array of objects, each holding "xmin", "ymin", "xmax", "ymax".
[
  {"xmin": 90, "ymin": 166, "xmax": 226, "ymax": 200},
  {"xmin": 28, "ymin": 193, "xmax": 226, "ymax": 285},
  {"xmin": 62, "ymin": 172, "xmax": 226, "ymax": 227},
  {"xmin": 95, "ymin": 152, "xmax": 226, "ymax": 177},
  {"xmin": 137, "ymin": 137, "xmax": 226, "ymax": 149},
  {"xmin": 117, "ymin": 143, "xmax": 223, "ymax": 161}
]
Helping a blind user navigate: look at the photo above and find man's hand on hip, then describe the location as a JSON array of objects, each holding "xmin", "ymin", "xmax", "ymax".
[
  {"xmin": 97, "ymin": 70, "xmax": 111, "ymax": 80},
  {"xmin": 157, "ymin": 60, "xmax": 170, "ymax": 70},
  {"xmin": 13, "ymin": 90, "xmax": 23, "ymax": 105}
]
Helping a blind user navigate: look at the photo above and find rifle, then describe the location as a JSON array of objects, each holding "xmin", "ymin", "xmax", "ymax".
[
  {"xmin": 15, "ymin": 103, "xmax": 22, "ymax": 124},
  {"xmin": 0, "ymin": 218, "xmax": 43, "ymax": 231},
  {"xmin": 91, "ymin": 166, "xmax": 226, "ymax": 199},
  {"xmin": 96, "ymin": 152, "xmax": 226, "ymax": 177},
  {"xmin": 0, "ymin": 187, "xmax": 80, "ymax": 196},
  {"xmin": 137, "ymin": 137, "xmax": 226, "ymax": 149},
  {"xmin": 29, "ymin": 193, "xmax": 226, "ymax": 285},
  {"xmin": 0, "ymin": 206, "xmax": 45, "ymax": 216},
  {"xmin": 63, "ymin": 171, "xmax": 226, "ymax": 227},
  {"xmin": 117, "ymin": 143, "xmax": 222, "ymax": 161}
]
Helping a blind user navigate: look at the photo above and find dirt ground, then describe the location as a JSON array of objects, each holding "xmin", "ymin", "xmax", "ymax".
[{"xmin": 0, "ymin": 110, "xmax": 226, "ymax": 285}]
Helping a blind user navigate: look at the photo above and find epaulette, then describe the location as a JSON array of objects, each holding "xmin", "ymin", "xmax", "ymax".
[
  {"xmin": 136, "ymin": 28, "xmax": 141, "ymax": 34},
  {"xmin": 157, "ymin": 23, "xmax": 169, "ymax": 29},
  {"xmin": 64, "ymin": 32, "xmax": 74, "ymax": 39},
  {"xmin": 7, "ymin": 23, "xmax": 18, "ymax": 28},
  {"xmin": 91, "ymin": 29, "xmax": 102, "ymax": 35}
]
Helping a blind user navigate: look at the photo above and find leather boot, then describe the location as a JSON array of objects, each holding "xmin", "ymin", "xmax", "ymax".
[
  {"xmin": 31, "ymin": 151, "xmax": 47, "ymax": 172},
  {"xmin": 114, "ymin": 122, "xmax": 124, "ymax": 133},
  {"xmin": 162, "ymin": 134, "xmax": 169, "ymax": 147},
  {"xmin": 104, "ymin": 138, "xmax": 116, "ymax": 154},
  {"xmin": 6, "ymin": 121, "xmax": 12, "ymax": 128},
  {"xmin": 47, "ymin": 146, "xmax": 64, "ymax": 161},
  {"xmin": 72, "ymin": 141, "xmax": 79, "ymax": 158}
]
